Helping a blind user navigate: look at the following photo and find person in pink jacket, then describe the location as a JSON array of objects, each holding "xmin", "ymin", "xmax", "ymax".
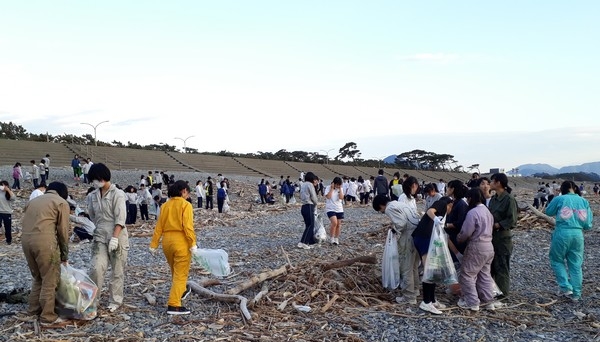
[{"xmin": 457, "ymin": 188, "xmax": 500, "ymax": 311}]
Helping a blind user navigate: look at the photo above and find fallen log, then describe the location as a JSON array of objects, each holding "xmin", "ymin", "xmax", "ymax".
[
  {"xmin": 321, "ymin": 255, "xmax": 377, "ymax": 272},
  {"xmin": 226, "ymin": 265, "xmax": 288, "ymax": 295},
  {"xmin": 523, "ymin": 202, "xmax": 556, "ymax": 226},
  {"xmin": 187, "ymin": 280, "xmax": 251, "ymax": 321}
]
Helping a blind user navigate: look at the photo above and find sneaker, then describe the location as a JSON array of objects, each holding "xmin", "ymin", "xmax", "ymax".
[
  {"xmin": 395, "ymin": 296, "xmax": 417, "ymax": 305},
  {"xmin": 570, "ymin": 295, "xmax": 581, "ymax": 302},
  {"xmin": 167, "ymin": 306, "xmax": 191, "ymax": 315},
  {"xmin": 181, "ymin": 285, "xmax": 192, "ymax": 300},
  {"xmin": 419, "ymin": 301, "xmax": 442, "ymax": 315},
  {"xmin": 297, "ymin": 243, "xmax": 311, "ymax": 250},
  {"xmin": 329, "ymin": 237, "xmax": 335, "ymax": 245},
  {"xmin": 432, "ymin": 301, "xmax": 447, "ymax": 309},
  {"xmin": 457, "ymin": 298, "xmax": 479, "ymax": 311},
  {"xmin": 107, "ymin": 304, "xmax": 120, "ymax": 313},
  {"xmin": 558, "ymin": 290, "xmax": 573, "ymax": 297},
  {"xmin": 483, "ymin": 301, "xmax": 503, "ymax": 311},
  {"xmin": 40, "ymin": 317, "xmax": 67, "ymax": 326},
  {"xmin": 333, "ymin": 238, "xmax": 339, "ymax": 245}
]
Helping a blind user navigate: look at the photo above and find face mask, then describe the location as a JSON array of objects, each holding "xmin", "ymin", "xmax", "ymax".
[
  {"xmin": 0, "ymin": 185, "xmax": 4, "ymax": 191},
  {"xmin": 92, "ymin": 180, "xmax": 105, "ymax": 189}
]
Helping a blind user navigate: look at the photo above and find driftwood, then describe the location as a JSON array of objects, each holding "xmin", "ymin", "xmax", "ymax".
[
  {"xmin": 523, "ymin": 202, "xmax": 556, "ymax": 225},
  {"xmin": 187, "ymin": 280, "xmax": 251, "ymax": 321},
  {"xmin": 226, "ymin": 265, "xmax": 288, "ymax": 295},
  {"xmin": 321, "ymin": 255, "xmax": 377, "ymax": 271}
]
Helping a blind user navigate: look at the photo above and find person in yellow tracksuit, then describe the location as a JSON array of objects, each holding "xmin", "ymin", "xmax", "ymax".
[{"xmin": 149, "ymin": 180, "xmax": 197, "ymax": 315}]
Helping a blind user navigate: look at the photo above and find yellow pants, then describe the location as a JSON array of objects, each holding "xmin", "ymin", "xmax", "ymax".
[{"xmin": 162, "ymin": 232, "xmax": 192, "ymax": 307}]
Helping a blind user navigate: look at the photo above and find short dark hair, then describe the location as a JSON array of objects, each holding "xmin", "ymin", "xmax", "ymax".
[
  {"xmin": 304, "ymin": 172, "xmax": 318, "ymax": 183},
  {"xmin": 46, "ymin": 181, "xmax": 69, "ymax": 200},
  {"xmin": 372, "ymin": 194, "xmax": 390, "ymax": 211},
  {"xmin": 168, "ymin": 180, "xmax": 190, "ymax": 198},
  {"xmin": 88, "ymin": 163, "xmax": 111, "ymax": 182},
  {"xmin": 378, "ymin": 169, "xmax": 384, "ymax": 175},
  {"xmin": 448, "ymin": 179, "xmax": 467, "ymax": 199},
  {"xmin": 332, "ymin": 177, "xmax": 343, "ymax": 185},
  {"xmin": 465, "ymin": 188, "xmax": 485, "ymax": 209}
]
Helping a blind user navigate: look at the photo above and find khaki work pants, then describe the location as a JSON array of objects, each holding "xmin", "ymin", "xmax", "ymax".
[
  {"xmin": 90, "ymin": 235, "xmax": 129, "ymax": 307},
  {"xmin": 398, "ymin": 230, "xmax": 420, "ymax": 300},
  {"xmin": 22, "ymin": 236, "xmax": 61, "ymax": 323}
]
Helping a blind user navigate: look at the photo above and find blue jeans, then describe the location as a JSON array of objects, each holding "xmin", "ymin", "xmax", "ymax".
[
  {"xmin": 300, "ymin": 204, "xmax": 316, "ymax": 245},
  {"xmin": 12, "ymin": 178, "xmax": 20, "ymax": 190}
]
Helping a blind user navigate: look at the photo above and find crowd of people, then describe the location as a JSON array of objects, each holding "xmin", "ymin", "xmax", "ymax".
[{"xmin": 0, "ymin": 162, "xmax": 595, "ymax": 324}]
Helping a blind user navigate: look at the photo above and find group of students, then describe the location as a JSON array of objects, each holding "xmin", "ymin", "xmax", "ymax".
[
  {"xmin": 194, "ymin": 175, "xmax": 230, "ymax": 213},
  {"xmin": 18, "ymin": 163, "xmax": 130, "ymax": 324},
  {"xmin": 372, "ymin": 172, "xmax": 593, "ymax": 314},
  {"xmin": 10, "ymin": 154, "xmax": 51, "ymax": 190}
]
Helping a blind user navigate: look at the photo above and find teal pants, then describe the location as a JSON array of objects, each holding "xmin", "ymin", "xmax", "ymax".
[{"xmin": 549, "ymin": 229, "xmax": 584, "ymax": 297}]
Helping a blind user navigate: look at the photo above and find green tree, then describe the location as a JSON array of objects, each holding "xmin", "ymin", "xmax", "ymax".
[{"xmin": 336, "ymin": 142, "xmax": 361, "ymax": 163}]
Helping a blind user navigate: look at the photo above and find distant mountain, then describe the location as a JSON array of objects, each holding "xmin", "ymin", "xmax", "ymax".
[
  {"xmin": 383, "ymin": 155, "xmax": 397, "ymax": 164},
  {"xmin": 559, "ymin": 161, "xmax": 600, "ymax": 175},
  {"xmin": 517, "ymin": 162, "xmax": 600, "ymax": 176}
]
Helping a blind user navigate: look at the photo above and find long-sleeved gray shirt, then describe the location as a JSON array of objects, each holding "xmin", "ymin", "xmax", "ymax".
[
  {"xmin": 0, "ymin": 190, "xmax": 16, "ymax": 214},
  {"xmin": 300, "ymin": 181, "xmax": 318, "ymax": 205},
  {"xmin": 86, "ymin": 184, "xmax": 128, "ymax": 244}
]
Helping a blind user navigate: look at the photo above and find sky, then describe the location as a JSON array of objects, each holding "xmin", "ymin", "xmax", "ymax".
[{"xmin": 1, "ymin": 1, "xmax": 599, "ymax": 173}]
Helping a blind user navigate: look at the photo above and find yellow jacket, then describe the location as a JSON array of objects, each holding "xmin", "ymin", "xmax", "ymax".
[{"xmin": 150, "ymin": 197, "xmax": 196, "ymax": 249}]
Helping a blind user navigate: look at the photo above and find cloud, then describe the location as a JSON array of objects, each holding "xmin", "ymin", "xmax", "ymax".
[{"xmin": 400, "ymin": 53, "xmax": 460, "ymax": 63}]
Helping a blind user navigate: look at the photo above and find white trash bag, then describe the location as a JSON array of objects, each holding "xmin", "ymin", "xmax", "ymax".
[
  {"xmin": 381, "ymin": 229, "xmax": 400, "ymax": 290},
  {"xmin": 56, "ymin": 264, "xmax": 98, "ymax": 314},
  {"xmin": 192, "ymin": 248, "xmax": 232, "ymax": 277},
  {"xmin": 314, "ymin": 213, "xmax": 327, "ymax": 242}
]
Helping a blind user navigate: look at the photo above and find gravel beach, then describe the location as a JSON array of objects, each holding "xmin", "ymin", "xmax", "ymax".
[{"xmin": 1, "ymin": 167, "xmax": 599, "ymax": 341}]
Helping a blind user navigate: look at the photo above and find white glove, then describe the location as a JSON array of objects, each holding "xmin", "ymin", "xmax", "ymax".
[
  {"xmin": 433, "ymin": 216, "xmax": 443, "ymax": 226},
  {"xmin": 456, "ymin": 252, "xmax": 464, "ymax": 263},
  {"xmin": 108, "ymin": 237, "xmax": 119, "ymax": 252},
  {"xmin": 190, "ymin": 245, "xmax": 198, "ymax": 253},
  {"xmin": 149, "ymin": 247, "xmax": 157, "ymax": 255}
]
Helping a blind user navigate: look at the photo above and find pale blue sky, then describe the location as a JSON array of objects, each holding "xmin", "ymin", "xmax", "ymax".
[{"xmin": 1, "ymin": 1, "xmax": 599, "ymax": 172}]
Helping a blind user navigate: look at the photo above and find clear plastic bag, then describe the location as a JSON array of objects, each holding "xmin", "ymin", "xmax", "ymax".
[
  {"xmin": 422, "ymin": 222, "xmax": 458, "ymax": 285},
  {"xmin": 56, "ymin": 264, "xmax": 98, "ymax": 314},
  {"xmin": 314, "ymin": 213, "xmax": 326, "ymax": 242},
  {"xmin": 192, "ymin": 248, "xmax": 232, "ymax": 277},
  {"xmin": 381, "ymin": 229, "xmax": 401, "ymax": 289}
]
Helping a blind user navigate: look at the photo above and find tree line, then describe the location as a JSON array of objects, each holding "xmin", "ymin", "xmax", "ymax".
[{"xmin": 0, "ymin": 121, "xmax": 467, "ymax": 171}]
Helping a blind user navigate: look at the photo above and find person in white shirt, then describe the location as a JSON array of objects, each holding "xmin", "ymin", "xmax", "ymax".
[
  {"xmin": 195, "ymin": 180, "xmax": 206, "ymax": 209},
  {"xmin": 346, "ymin": 177, "xmax": 358, "ymax": 202},
  {"xmin": 437, "ymin": 179, "xmax": 446, "ymax": 196},
  {"xmin": 341, "ymin": 177, "xmax": 350, "ymax": 204},
  {"xmin": 29, "ymin": 183, "xmax": 47, "ymax": 201},
  {"xmin": 324, "ymin": 177, "xmax": 344, "ymax": 245}
]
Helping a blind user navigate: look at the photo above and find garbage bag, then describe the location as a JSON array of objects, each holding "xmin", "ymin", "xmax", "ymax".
[
  {"xmin": 56, "ymin": 264, "xmax": 98, "ymax": 314},
  {"xmin": 314, "ymin": 213, "xmax": 327, "ymax": 242},
  {"xmin": 382, "ymin": 229, "xmax": 401, "ymax": 289},
  {"xmin": 422, "ymin": 222, "xmax": 458, "ymax": 285},
  {"xmin": 192, "ymin": 248, "xmax": 232, "ymax": 277}
]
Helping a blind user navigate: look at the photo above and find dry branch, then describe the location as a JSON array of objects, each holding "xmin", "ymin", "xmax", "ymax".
[
  {"xmin": 187, "ymin": 280, "xmax": 252, "ymax": 321},
  {"xmin": 321, "ymin": 255, "xmax": 377, "ymax": 271},
  {"xmin": 226, "ymin": 265, "xmax": 288, "ymax": 295},
  {"xmin": 523, "ymin": 202, "xmax": 556, "ymax": 225}
]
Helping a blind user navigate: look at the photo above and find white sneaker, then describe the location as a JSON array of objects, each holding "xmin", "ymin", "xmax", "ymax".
[
  {"xmin": 419, "ymin": 301, "xmax": 442, "ymax": 315},
  {"xmin": 483, "ymin": 301, "xmax": 503, "ymax": 311},
  {"xmin": 329, "ymin": 237, "xmax": 335, "ymax": 245},
  {"xmin": 297, "ymin": 243, "xmax": 311, "ymax": 250},
  {"xmin": 432, "ymin": 301, "xmax": 446, "ymax": 309},
  {"xmin": 107, "ymin": 304, "xmax": 120, "ymax": 313},
  {"xmin": 333, "ymin": 238, "xmax": 339, "ymax": 245},
  {"xmin": 457, "ymin": 298, "xmax": 479, "ymax": 311},
  {"xmin": 395, "ymin": 296, "xmax": 417, "ymax": 305}
]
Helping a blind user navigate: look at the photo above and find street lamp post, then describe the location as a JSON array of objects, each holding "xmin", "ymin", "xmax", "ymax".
[
  {"xmin": 175, "ymin": 136, "xmax": 195, "ymax": 153},
  {"xmin": 80, "ymin": 121, "xmax": 109, "ymax": 146},
  {"xmin": 320, "ymin": 148, "xmax": 335, "ymax": 164}
]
